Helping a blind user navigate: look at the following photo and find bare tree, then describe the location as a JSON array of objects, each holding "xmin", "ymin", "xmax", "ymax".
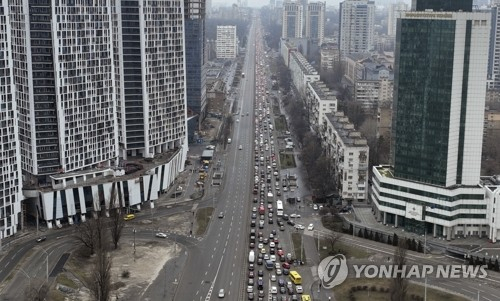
[
  {"xmin": 24, "ymin": 278, "xmax": 48, "ymax": 301},
  {"xmin": 310, "ymin": 155, "xmax": 335, "ymax": 198},
  {"xmin": 90, "ymin": 246, "xmax": 112, "ymax": 301},
  {"xmin": 109, "ymin": 186, "xmax": 125, "ymax": 250},
  {"xmin": 325, "ymin": 232, "xmax": 342, "ymax": 255},
  {"xmin": 390, "ymin": 239, "xmax": 408, "ymax": 301},
  {"xmin": 109, "ymin": 208, "xmax": 124, "ymax": 250},
  {"xmin": 75, "ymin": 218, "xmax": 100, "ymax": 255}
]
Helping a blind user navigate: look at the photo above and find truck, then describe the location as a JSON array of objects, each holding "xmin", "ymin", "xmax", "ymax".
[{"xmin": 249, "ymin": 250, "xmax": 255, "ymax": 263}]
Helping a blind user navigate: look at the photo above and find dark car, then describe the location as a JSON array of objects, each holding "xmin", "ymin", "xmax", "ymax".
[
  {"xmin": 271, "ymin": 230, "xmax": 277, "ymax": 235},
  {"xmin": 279, "ymin": 286, "xmax": 286, "ymax": 294},
  {"xmin": 287, "ymin": 220, "xmax": 295, "ymax": 226},
  {"xmin": 278, "ymin": 279, "xmax": 285, "ymax": 287},
  {"xmin": 251, "ymin": 220, "xmax": 256, "ymax": 227},
  {"xmin": 252, "ymin": 213, "xmax": 257, "ymax": 219},
  {"xmin": 36, "ymin": 236, "xmax": 47, "ymax": 243},
  {"xmin": 283, "ymin": 269, "xmax": 290, "ymax": 276},
  {"xmin": 258, "ymin": 270, "xmax": 264, "ymax": 277},
  {"xmin": 250, "ymin": 242, "xmax": 255, "ymax": 248},
  {"xmin": 249, "ymin": 263, "xmax": 255, "ymax": 271},
  {"xmin": 258, "ymin": 290, "xmax": 265, "ymax": 298},
  {"xmin": 249, "ymin": 271, "xmax": 254, "ymax": 278},
  {"xmin": 257, "ymin": 258, "xmax": 263, "ymax": 265},
  {"xmin": 282, "ymin": 214, "xmax": 289, "ymax": 221},
  {"xmin": 248, "ymin": 292, "xmax": 255, "ymax": 300},
  {"xmin": 258, "ymin": 279, "xmax": 264, "ymax": 290},
  {"xmin": 282, "ymin": 262, "xmax": 290, "ymax": 269}
]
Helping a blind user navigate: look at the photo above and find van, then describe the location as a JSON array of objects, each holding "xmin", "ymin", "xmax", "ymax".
[
  {"xmin": 249, "ymin": 250, "xmax": 255, "ymax": 263},
  {"xmin": 123, "ymin": 214, "xmax": 135, "ymax": 221}
]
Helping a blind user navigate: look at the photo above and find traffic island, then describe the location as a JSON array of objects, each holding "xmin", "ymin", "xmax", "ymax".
[
  {"xmin": 291, "ymin": 232, "xmax": 306, "ymax": 264},
  {"xmin": 194, "ymin": 207, "xmax": 214, "ymax": 236}
]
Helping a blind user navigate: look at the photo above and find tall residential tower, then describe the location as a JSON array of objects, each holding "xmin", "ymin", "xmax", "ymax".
[
  {"xmin": 184, "ymin": 0, "xmax": 207, "ymax": 139},
  {"xmin": 0, "ymin": 1, "xmax": 23, "ymax": 239},
  {"xmin": 305, "ymin": 1, "xmax": 325, "ymax": 45},
  {"xmin": 113, "ymin": 0, "xmax": 187, "ymax": 159},
  {"xmin": 339, "ymin": 0, "xmax": 375, "ymax": 56},
  {"xmin": 282, "ymin": 0, "xmax": 303, "ymax": 39}
]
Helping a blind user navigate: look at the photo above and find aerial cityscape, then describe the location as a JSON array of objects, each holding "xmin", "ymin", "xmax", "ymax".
[{"xmin": 1, "ymin": 0, "xmax": 500, "ymax": 300}]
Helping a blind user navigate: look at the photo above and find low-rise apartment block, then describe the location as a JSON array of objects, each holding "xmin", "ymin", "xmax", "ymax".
[{"xmin": 321, "ymin": 112, "xmax": 369, "ymax": 202}]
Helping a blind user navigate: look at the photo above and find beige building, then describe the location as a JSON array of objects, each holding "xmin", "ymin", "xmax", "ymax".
[{"xmin": 321, "ymin": 112, "xmax": 369, "ymax": 202}]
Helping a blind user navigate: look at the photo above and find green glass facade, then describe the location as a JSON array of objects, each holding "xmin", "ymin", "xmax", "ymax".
[{"xmin": 392, "ymin": 18, "xmax": 456, "ymax": 186}]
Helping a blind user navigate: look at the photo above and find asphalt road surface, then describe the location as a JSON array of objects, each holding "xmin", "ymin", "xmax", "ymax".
[{"xmin": 174, "ymin": 17, "xmax": 259, "ymax": 301}]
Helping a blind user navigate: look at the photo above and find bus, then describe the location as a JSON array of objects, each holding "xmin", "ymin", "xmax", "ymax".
[
  {"xmin": 289, "ymin": 271, "xmax": 302, "ymax": 285},
  {"xmin": 276, "ymin": 200, "xmax": 284, "ymax": 217}
]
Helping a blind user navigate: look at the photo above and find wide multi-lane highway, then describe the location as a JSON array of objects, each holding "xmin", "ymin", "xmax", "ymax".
[{"xmin": 174, "ymin": 17, "xmax": 259, "ymax": 301}]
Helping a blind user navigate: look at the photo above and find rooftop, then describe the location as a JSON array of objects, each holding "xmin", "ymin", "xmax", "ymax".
[
  {"xmin": 31, "ymin": 148, "xmax": 182, "ymax": 192},
  {"xmin": 309, "ymin": 81, "xmax": 336, "ymax": 100},
  {"xmin": 325, "ymin": 112, "xmax": 368, "ymax": 147},
  {"xmin": 291, "ymin": 51, "xmax": 318, "ymax": 75}
]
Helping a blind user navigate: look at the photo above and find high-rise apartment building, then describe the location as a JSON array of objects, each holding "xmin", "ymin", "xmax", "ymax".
[
  {"xmin": 282, "ymin": 0, "xmax": 303, "ymax": 39},
  {"xmin": 9, "ymin": 0, "xmax": 119, "ymax": 186},
  {"xmin": 488, "ymin": 3, "xmax": 500, "ymax": 90},
  {"xmin": 305, "ymin": 1, "xmax": 325, "ymax": 45},
  {"xmin": 1, "ymin": 0, "xmax": 188, "ymax": 234},
  {"xmin": 0, "ymin": 2, "xmax": 23, "ymax": 239},
  {"xmin": 371, "ymin": 0, "xmax": 492, "ymax": 240},
  {"xmin": 185, "ymin": 0, "xmax": 207, "ymax": 136},
  {"xmin": 216, "ymin": 26, "xmax": 238, "ymax": 59},
  {"xmin": 387, "ymin": 2, "xmax": 409, "ymax": 36},
  {"xmin": 113, "ymin": 0, "xmax": 187, "ymax": 159},
  {"xmin": 339, "ymin": 0, "xmax": 375, "ymax": 56}
]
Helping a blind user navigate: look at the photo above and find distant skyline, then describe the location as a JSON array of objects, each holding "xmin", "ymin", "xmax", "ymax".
[{"xmin": 213, "ymin": 0, "xmax": 412, "ymax": 9}]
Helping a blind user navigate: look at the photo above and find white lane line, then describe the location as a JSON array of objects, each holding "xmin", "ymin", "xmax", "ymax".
[
  {"xmin": 223, "ymin": 247, "xmax": 226, "ymax": 254},
  {"xmin": 204, "ymin": 255, "xmax": 225, "ymax": 301}
]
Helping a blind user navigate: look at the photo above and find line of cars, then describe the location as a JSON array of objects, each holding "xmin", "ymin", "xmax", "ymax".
[{"xmin": 245, "ymin": 26, "xmax": 310, "ymax": 301}]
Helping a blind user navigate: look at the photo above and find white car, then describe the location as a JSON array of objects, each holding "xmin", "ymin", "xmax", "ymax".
[
  {"xmin": 276, "ymin": 268, "xmax": 282, "ymax": 275},
  {"xmin": 270, "ymin": 255, "xmax": 276, "ymax": 262},
  {"xmin": 239, "ymin": 145, "xmax": 243, "ymax": 150},
  {"xmin": 313, "ymin": 204, "xmax": 318, "ymax": 210},
  {"xmin": 271, "ymin": 286, "xmax": 278, "ymax": 294},
  {"xmin": 307, "ymin": 224, "xmax": 314, "ymax": 231},
  {"xmin": 290, "ymin": 214, "xmax": 301, "ymax": 218},
  {"xmin": 155, "ymin": 232, "xmax": 167, "ymax": 238},
  {"xmin": 269, "ymin": 242, "xmax": 275, "ymax": 248},
  {"xmin": 218, "ymin": 289, "xmax": 225, "ymax": 298},
  {"xmin": 270, "ymin": 274, "xmax": 276, "ymax": 282},
  {"xmin": 296, "ymin": 285, "xmax": 303, "ymax": 294}
]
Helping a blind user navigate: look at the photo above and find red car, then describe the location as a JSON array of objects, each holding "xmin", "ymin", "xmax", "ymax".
[
  {"xmin": 277, "ymin": 250, "xmax": 284, "ymax": 257},
  {"xmin": 282, "ymin": 262, "xmax": 290, "ymax": 269}
]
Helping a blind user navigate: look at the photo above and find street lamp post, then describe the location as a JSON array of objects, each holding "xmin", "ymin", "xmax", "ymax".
[{"xmin": 133, "ymin": 228, "xmax": 136, "ymax": 261}]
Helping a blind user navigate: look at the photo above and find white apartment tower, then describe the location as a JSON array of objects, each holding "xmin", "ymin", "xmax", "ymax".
[
  {"xmin": 488, "ymin": 3, "xmax": 500, "ymax": 90},
  {"xmin": 282, "ymin": 0, "xmax": 303, "ymax": 39},
  {"xmin": 388, "ymin": 2, "xmax": 409, "ymax": 37},
  {"xmin": 0, "ymin": 1, "xmax": 23, "ymax": 239},
  {"xmin": 113, "ymin": 0, "xmax": 187, "ymax": 159},
  {"xmin": 9, "ymin": 0, "xmax": 119, "ymax": 187},
  {"xmin": 339, "ymin": 0, "xmax": 375, "ymax": 56},
  {"xmin": 305, "ymin": 1, "xmax": 326, "ymax": 45},
  {"xmin": 216, "ymin": 25, "xmax": 238, "ymax": 59}
]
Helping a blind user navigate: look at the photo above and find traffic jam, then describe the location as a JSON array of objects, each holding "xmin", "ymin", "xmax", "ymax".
[{"xmin": 244, "ymin": 22, "xmax": 311, "ymax": 301}]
